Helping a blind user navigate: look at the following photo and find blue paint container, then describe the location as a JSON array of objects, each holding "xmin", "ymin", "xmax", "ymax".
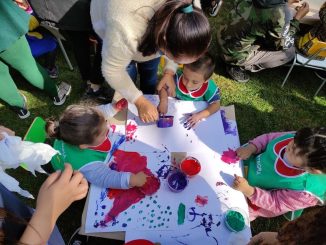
[
  {"xmin": 167, "ymin": 170, "xmax": 188, "ymax": 192},
  {"xmin": 157, "ymin": 115, "xmax": 174, "ymax": 128}
]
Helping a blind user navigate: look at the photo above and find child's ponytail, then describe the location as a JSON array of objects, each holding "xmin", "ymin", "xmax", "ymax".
[
  {"xmin": 138, "ymin": 0, "xmax": 211, "ymax": 59},
  {"xmin": 45, "ymin": 118, "xmax": 61, "ymax": 139}
]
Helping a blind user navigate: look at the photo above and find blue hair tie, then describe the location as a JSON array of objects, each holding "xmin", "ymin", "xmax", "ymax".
[{"xmin": 181, "ymin": 4, "xmax": 193, "ymax": 13}]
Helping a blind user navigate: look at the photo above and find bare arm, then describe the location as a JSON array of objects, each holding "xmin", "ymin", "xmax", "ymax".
[{"xmin": 157, "ymin": 86, "xmax": 169, "ymax": 115}]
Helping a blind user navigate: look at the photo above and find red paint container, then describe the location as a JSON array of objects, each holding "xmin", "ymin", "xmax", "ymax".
[{"xmin": 180, "ymin": 157, "xmax": 201, "ymax": 177}]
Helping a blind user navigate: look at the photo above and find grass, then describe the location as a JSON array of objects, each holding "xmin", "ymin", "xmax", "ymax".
[{"xmin": 1, "ymin": 16, "xmax": 326, "ymax": 245}]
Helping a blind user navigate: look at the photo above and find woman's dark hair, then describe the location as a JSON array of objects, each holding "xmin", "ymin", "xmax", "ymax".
[
  {"xmin": 294, "ymin": 127, "xmax": 326, "ymax": 173},
  {"xmin": 46, "ymin": 105, "xmax": 106, "ymax": 146},
  {"xmin": 185, "ymin": 52, "xmax": 215, "ymax": 80},
  {"xmin": 138, "ymin": 0, "xmax": 211, "ymax": 59},
  {"xmin": 277, "ymin": 206, "xmax": 326, "ymax": 245}
]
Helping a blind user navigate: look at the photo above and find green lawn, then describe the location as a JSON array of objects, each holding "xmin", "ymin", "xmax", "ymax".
[{"xmin": 1, "ymin": 17, "xmax": 326, "ymax": 245}]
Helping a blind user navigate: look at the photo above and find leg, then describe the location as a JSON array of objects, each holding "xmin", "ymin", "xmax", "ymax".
[
  {"xmin": 138, "ymin": 57, "xmax": 160, "ymax": 94},
  {"xmin": 0, "ymin": 36, "xmax": 58, "ymax": 98},
  {"xmin": 241, "ymin": 47, "xmax": 295, "ymax": 72},
  {"xmin": 0, "ymin": 61, "xmax": 25, "ymax": 108}
]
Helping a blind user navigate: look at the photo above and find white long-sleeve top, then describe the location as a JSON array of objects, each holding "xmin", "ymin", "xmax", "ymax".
[{"xmin": 90, "ymin": 0, "xmax": 179, "ymax": 103}]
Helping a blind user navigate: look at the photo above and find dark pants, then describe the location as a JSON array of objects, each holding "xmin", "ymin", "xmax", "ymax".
[
  {"xmin": 65, "ymin": 30, "xmax": 104, "ymax": 85},
  {"xmin": 126, "ymin": 57, "xmax": 161, "ymax": 94}
]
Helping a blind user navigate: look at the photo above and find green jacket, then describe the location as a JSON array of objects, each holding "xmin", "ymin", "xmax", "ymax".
[{"xmin": 217, "ymin": 0, "xmax": 300, "ymax": 65}]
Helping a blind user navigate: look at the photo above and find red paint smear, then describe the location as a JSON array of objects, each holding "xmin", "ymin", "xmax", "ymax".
[
  {"xmin": 221, "ymin": 148, "xmax": 239, "ymax": 164},
  {"xmin": 126, "ymin": 121, "xmax": 137, "ymax": 141},
  {"xmin": 102, "ymin": 150, "xmax": 160, "ymax": 225},
  {"xmin": 195, "ymin": 195, "xmax": 208, "ymax": 207},
  {"xmin": 110, "ymin": 124, "xmax": 116, "ymax": 134}
]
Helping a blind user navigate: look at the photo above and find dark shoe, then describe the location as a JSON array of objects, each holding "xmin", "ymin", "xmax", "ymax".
[
  {"xmin": 68, "ymin": 228, "xmax": 89, "ymax": 245},
  {"xmin": 83, "ymin": 85, "xmax": 114, "ymax": 104},
  {"xmin": 209, "ymin": 0, "xmax": 222, "ymax": 17},
  {"xmin": 226, "ymin": 65, "xmax": 250, "ymax": 83},
  {"xmin": 53, "ymin": 81, "xmax": 72, "ymax": 105},
  {"xmin": 15, "ymin": 93, "xmax": 30, "ymax": 119},
  {"xmin": 47, "ymin": 66, "xmax": 59, "ymax": 79}
]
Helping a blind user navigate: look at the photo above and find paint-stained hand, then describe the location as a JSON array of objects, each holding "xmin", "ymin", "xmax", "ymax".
[
  {"xmin": 130, "ymin": 171, "xmax": 149, "ymax": 187},
  {"xmin": 236, "ymin": 144, "xmax": 256, "ymax": 160},
  {"xmin": 247, "ymin": 232, "xmax": 278, "ymax": 245},
  {"xmin": 36, "ymin": 164, "xmax": 88, "ymax": 222},
  {"xmin": 233, "ymin": 174, "xmax": 255, "ymax": 197},
  {"xmin": 135, "ymin": 96, "xmax": 159, "ymax": 123},
  {"xmin": 0, "ymin": 125, "xmax": 15, "ymax": 140},
  {"xmin": 184, "ymin": 113, "xmax": 203, "ymax": 129}
]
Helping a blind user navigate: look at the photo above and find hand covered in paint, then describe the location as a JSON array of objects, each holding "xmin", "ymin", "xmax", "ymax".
[
  {"xmin": 184, "ymin": 113, "xmax": 204, "ymax": 129},
  {"xmin": 130, "ymin": 171, "xmax": 149, "ymax": 187},
  {"xmin": 156, "ymin": 70, "xmax": 176, "ymax": 97},
  {"xmin": 294, "ymin": 2, "xmax": 309, "ymax": 20},
  {"xmin": 247, "ymin": 232, "xmax": 278, "ymax": 245},
  {"xmin": 0, "ymin": 125, "xmax": 15, "ymax": 140},
  {"xmin": 135, "ymin": 96, "xmax": 159, "ymax": 123},
  {"xmin": 36, "ymin": 164, "xmax": 88, "ymax": 222},
  {"xmin": 236, "ymin": 144, "xmax": 257, "ymax": 160},
  {"xmin": 233, "ymin": 174, "xmax": 255, "ymax": 197}
]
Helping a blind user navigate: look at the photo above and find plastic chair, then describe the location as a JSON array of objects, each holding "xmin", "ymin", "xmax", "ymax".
[
  {"xmin": 21, "ymin": 117, "xmax": 46, "ymax": 169},
  {"xmin": 281, "ymin": 34, "xmax": 326, "ymax": 97}
]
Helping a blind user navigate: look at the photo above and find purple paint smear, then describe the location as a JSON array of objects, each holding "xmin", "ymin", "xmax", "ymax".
[{"xmin": 221, "ymin": 109, "xmax": 237, "ymax": 136}]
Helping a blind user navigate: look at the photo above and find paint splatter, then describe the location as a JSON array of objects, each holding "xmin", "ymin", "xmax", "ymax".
[
  {"xmin": 100, "ymin": 150, "xmax": 160, "ymax": 226},
  {"xmin": 221, "ymin": 109, "xmax": 237, "ymax": 136},
  {"xmin": 221, "ymin": 148, "xmax": 239, "ymax": 164},
  {"xmin": 110, "ymin": 124, "xmax": 116, "ymax": 134},
  {"xmin": 215, "ymin": 181, "xmax": 226, "ymax": 187},
  {"xmin": 126, "ymin": 121, "xmax": 137, "ymax": 141},
  {"xmin": 195, "ymin": 195, "xmax": 208, "ymax": 207}
]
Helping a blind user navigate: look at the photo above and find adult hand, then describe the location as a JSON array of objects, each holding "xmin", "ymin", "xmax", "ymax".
[
  {"xmin": 156, "ymin": 71, "xmax": 176, "ymax": 97},
  {"xmin": 294, "ymin": 2, "xmax": 309, "ymax": 20},
  {"xmin": 0, "ymin": 125, "xmax": 15, "ymax": 140},
  {"xmin": 135, "ymin": 96, "xmax": 159, "ymax": 123},
  {"xmin": 130, "ymin": 171, "xmax": 148, "ymax": 187},
  {"xmin": 236, "ymin": 143, "xmax": 256, "ymax": 160},
  {"xmin": 247, "ymin": 232, "xmax": 278, "ymax": 245},
  {"xmin": 287, "ymin": 0, "xmax": 300, "ymax": 5},
  {"xmin": 36, "ymin": 164, "xmax": 88, "ymax": 223}
]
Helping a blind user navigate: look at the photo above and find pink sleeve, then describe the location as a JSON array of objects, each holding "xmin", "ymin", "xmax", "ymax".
[
  {"xmin": 248, "ymin": 187, "xmax": 319, "ymax": 216},
  {"xmin": 249, "ymin": 131, "xmax": 294, "ymax": 153}
]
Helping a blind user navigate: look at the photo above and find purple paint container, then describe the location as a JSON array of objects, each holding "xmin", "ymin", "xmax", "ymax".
[
  {"xmin": 167, "ymin": 170, "xmax": 188, "ymax": 192},
  {"xmin": 157, "ymin": 115, "xmax": 174, "ymax": 128}
]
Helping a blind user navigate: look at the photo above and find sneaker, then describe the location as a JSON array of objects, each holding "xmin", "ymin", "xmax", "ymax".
[
  {"xmin": 68, "ymin": 228, "xmax": 89, "ymax": 245},
  {"xmin": 16, "ymin": 93, "xmax": 30, "ymax": 119},
  {"xmin": 83, "ymin": 85, "xmax": 114, "ymax": 104},
  {"xmin": 47, "ymin": 66, "xmax": 59, "ymax": 79},
  {"xmin": 226, "ymin": 65, "xmax": 250, "ymax": 83},
  {"xmin": 209, "ymin": 0, "xmax": 222, "ymax": 17},
  {"xmin": 53, "ymin": 81, "xmax": 72, "ymax": 105}
]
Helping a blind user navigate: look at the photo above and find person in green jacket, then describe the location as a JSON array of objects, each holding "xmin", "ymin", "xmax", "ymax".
[{"xmin": 0, "ymin": 0, "xmax": 71, "ymax": 119}]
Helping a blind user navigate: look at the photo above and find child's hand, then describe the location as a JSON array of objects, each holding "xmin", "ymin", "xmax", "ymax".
[
  {"xmin": 232, "ymin": 174, "xmax": 255, "ymax": 197},
  {"xmin": 236, "ymin": 143, "xmax": 256, "ymax": 160},
  {"xmin": 0, "ymin": 125, "xmax": 15, "ymax": 140},
  {"xmin": 130, "ymin": 171, "xmax": 148, "ymax": 187},
  {"xmin": 184, "ymin": 113, "xmax": 203, "ymax": 129},
  {"xmin": 158, "ymin": 101, "xmax": 168, "ymax": 115}
]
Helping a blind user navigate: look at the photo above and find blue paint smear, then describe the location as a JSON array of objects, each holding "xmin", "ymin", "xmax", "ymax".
[{"xmin": 221, "ymin": 109, "xmax": 237, "ymax": 136}]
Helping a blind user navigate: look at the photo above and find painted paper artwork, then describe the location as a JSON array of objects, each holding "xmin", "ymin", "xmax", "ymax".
[
  {"xmin": 85, "ymin": 99, "xmax": 251, "ymax": 244},
  {"xmin": 124, "ymin": 95, "xmax": 226, "ymax": 153}
]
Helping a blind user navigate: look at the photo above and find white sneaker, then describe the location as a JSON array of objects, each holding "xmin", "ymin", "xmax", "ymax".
[
  {"xmin": 209, "ymin": 0, "xmax": 222, "ymax": 17},
  {"xmin": 17, "ymin": 93, "xmax": 30, "ymax": 119},
  {"xmin": 53, "ymin": 81, "xmax": 72, "ymax": 105}
]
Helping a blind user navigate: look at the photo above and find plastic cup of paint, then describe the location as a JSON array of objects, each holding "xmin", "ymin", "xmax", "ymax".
[
  {"xmin": 224, "ymin": 207, "xmax": 249, "ymax": 232},
  {"xmin": 157, "ymin": 115, "xmax": 174, "ymax": 128},
  {"xmin": 167, "ymin": 170, "xmax": 189, "ymax": 193},
  {"xmin": 180, "ymin": 156, "xmax": 201, "ymax": 177}
]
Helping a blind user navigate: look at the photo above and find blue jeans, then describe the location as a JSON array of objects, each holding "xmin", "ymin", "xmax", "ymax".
[{"xmin": 126, "ymin": 57, "xmax": 161, "ymax": 94}]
